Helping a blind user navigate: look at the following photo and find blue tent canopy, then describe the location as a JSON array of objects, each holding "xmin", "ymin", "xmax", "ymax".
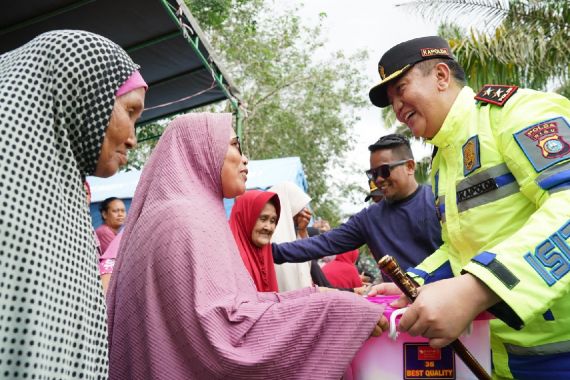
[
  {"xmin": 88, "ymin": 156, "xmax": 308, "ymax": 227},
  {"xmin": 243, "ymin": 157, "xmax": 308, "ymax": 192}
]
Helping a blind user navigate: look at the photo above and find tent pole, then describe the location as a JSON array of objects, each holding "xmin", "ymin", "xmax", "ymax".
[{"xmin": 159, "ymin": 0, "xmax": 241, "ymax": 116}]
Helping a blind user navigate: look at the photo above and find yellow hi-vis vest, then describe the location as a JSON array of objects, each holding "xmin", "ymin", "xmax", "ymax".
[{"xmin": 409, "ymin": 86, "xmax": 570, "ymax": 379}]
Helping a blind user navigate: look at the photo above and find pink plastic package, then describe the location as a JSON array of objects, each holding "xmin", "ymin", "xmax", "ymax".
[{"xmin": 345, "ymin": 295, "xmax": 493, "ymax": 380}]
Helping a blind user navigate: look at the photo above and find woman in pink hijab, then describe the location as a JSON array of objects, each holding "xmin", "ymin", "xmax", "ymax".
[{"xmin": 106, "ymin": 113, "xmax": 387, "ymax": 380}]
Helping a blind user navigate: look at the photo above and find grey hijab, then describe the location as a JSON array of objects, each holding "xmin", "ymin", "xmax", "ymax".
[{"xmin": 0, "ymin": 30, "xmax": 138, "ymax": 379}]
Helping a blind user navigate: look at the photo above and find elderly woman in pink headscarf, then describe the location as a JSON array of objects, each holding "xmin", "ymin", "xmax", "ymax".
[{"xmin": 106, "ymin": 113, "xmax": 388, "ymax": 380}]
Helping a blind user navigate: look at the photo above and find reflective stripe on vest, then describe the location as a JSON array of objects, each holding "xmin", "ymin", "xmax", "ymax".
[
  {"xmin": 505, "ymin": 339, "xmax": 570, "ymax": 356},
  {"xmin": 536, "ymin": 161, "xmax": 570, "ymax": 193},
  {"xmin": 456, "ymin": 164, "xmax": 518, "ymax": 212}
]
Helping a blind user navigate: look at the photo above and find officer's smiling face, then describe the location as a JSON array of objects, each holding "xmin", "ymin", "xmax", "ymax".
[{"xmin": 386, "ymin": 64, "xmax": 449, "ymax": 139}]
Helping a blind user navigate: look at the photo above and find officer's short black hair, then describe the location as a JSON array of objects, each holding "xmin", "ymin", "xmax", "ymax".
[
  {"xmin": 368, "ymin": 134, "xmax": 414, "ymax": 160},
  {"xmin": 415, "ymin": 58, "xmax": 467, "ymax": 86}
]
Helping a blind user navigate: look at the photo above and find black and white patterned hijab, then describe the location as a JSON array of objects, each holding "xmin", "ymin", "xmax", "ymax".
[
  {"xmin": 0, "ymin": 29, "xmax": 138, "ymax": 175},
  {"xmin": 0, "ymin": 30, "xmax": 139, "ymax": 378}
]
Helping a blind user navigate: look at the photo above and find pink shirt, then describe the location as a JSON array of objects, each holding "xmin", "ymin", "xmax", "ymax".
[{"xmin": 95, "ymin": 224, "xmax": 118, "ymax": 275}]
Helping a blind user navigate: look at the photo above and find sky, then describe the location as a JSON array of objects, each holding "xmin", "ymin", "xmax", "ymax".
[{"xmin": 292, "ymin": 0, "xmax": 440, "ymax": 215}]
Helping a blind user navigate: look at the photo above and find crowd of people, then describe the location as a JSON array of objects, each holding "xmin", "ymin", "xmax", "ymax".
[{"xmin": 0, "ymin": 28, "xmax": 569, "ymax": 379}]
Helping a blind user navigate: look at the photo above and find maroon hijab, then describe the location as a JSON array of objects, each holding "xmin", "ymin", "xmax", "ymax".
[{"xmin": 230, "ymin": 190, "xmax": 281, "ymax": 292}]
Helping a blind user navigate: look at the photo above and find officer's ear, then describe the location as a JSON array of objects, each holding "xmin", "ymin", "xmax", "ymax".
[
  {"xmin": 406, "ymin": 159, "xmax": 416, "ymax": 175},
  {"xmin": 434, "ymin": 62, "xmax": 452, "ymax": 91}
]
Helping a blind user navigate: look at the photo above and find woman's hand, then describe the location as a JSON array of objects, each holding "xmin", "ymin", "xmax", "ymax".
[
  {"xmin": 366, "ymin": 282, "xmax": 409, "ymax": 308},
  {"xmin": 359, "ymin": 272, "xmax": 371, "ymax": 283},
  {"xmin": 316, "ymin": 286, "xmax": 338, "ymax": 293},
  {"xmin": 294, "ymin": 208, "xmax": 312, "ymax": 238},
  {"xmin": 366, "ymin": 282, "xmax": 402, "ymax": 296},
  {"xmin": 370, "ymin": 315, "xmax": 389, "ymax": 337},
  {"xmin": 353, "ymin": 283, "xmax": 371, "ymax": 295}
]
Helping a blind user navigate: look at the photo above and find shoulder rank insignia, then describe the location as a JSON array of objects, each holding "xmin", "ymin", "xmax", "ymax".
[
  {"xmin": 462, "ymin": 135, "xmax": 481, "ymax": 176},
  {"xmin": 475, "ymin": 84, "xmax": 518, "ymax": 106},
  {"xmin": 514, "ymin": 116, "xmax": 570, "ymax": 172}
]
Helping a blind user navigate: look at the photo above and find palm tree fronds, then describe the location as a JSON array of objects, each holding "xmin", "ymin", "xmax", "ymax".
[{"xmin": 396, "ymin": 0, "xmax": 510, "ymax": 32}]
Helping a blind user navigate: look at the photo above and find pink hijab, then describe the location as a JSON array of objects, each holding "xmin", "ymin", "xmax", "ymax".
[
  {"xmin": 106, "ymin": 113, "xmax": 384, "ymax": 379},
  {"xmin": 229, "ymin": 190, "xmax": 281, "ymax": 292}
]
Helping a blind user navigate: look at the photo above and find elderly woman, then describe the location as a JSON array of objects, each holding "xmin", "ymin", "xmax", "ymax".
[
  {"xmin": 107, "ymin": 113, "xmax": 387, "ymax": 379},
  {"xmin": 229, "ymin": 190, "xmax": 281, "ymax": 292},
  {"xmin": 0, "ymin": 30, "xmax": 147, "ymax": 378}
]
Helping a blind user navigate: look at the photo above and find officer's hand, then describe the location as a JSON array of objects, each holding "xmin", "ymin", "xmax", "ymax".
[
  {"xmin": 398, "ymin": 274, "xmax": 499, "ymax": 348},
  {"xmin": 370, "ymin": 315, "xmax": 389, "ymax": 338}
]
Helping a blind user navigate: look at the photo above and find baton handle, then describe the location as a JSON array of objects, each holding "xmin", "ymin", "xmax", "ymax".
[{"xmin": 378, "ymin": 255, "xmax": 491, "ymax": 380}]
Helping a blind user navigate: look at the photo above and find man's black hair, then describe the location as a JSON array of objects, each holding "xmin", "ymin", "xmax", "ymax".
[
  {"xmin": 368, "ymin": 133, "xmax": 414, "ymax": 160},
  {"xmin": 415, "ymin": 58, "xmax": 467, "ymax": 86}
]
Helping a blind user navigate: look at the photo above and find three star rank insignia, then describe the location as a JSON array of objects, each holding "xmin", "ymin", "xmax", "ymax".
[{"xmin": 474, "ymin": 84, "xmax": 518, "ymax": 106}]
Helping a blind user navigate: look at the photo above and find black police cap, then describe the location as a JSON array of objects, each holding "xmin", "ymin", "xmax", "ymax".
[{"xmin": 369, "ymin": 36, "xmax": 454, "ymax": 108}]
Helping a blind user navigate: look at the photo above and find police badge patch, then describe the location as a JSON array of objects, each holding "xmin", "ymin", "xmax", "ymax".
[
  {"xmin": 514, "ymin": 116, "xmax": 570, "ymax": 172},
  {"xmin": 462, "ymin": 135, "xmax": 481, "ymax": 176}
]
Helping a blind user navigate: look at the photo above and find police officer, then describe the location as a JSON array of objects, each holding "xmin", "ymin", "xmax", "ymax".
[{"xmin": 368, "ymin": 36, "xmax": 570, "ymax": 379}]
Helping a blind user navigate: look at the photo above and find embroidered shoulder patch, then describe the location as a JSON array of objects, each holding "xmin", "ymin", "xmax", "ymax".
[
  {"xmin": 475, "ymin": 85, "xmax": 518, "ymax": 106},
  {"xmin": 462, "ymin": 135, "xmax": 481, "ymax": 176},
  {"xmin": 514, "ymin": 116, "xmax": 570, "ymax": 172}
]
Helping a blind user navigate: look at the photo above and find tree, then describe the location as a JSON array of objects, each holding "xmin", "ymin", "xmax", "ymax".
[
  {"xmin": 183, "ymin": 0, "xmax": 371, "ymax": 224},
  {"xmin": 397, "ymin": 0, "xmax": 570, "ymax": 97}
]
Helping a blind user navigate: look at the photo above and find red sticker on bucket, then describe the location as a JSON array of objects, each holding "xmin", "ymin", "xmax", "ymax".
[
  {"xmin": 404, "ymin": 343, "xmax": 455, "ymax": 379},
  {"xmin": 418, "ymin": 346, "xmax": 441, "ymax": 361}
]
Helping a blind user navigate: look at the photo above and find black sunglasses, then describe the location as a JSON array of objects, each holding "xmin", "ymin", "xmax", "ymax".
[
  {"xmin": 365, "ymin": 159, "xmax": 409, "ymax": 181},
  {"xmin": 231, "ymin": 136, "xmax": 243, "ymax": 156}
]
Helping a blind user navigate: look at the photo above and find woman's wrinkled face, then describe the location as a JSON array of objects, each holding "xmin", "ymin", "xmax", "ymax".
[
  {"xmin": 251, "ymin": 202, "xmax": 278, "ymax": 247},
  {"xmin": 95, "ymin": 87, "xmax": 145, "ymax": 177},
  {"xmin": 102, "ymin": 199, "xmax": 126, "ymax": 230},
  {"xmin": 221, "ymin": 132, "xmax": 248, "ymax": 198}
]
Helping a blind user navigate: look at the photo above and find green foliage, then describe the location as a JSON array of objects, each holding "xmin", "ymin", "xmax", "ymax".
[
  {"xmin": 186, "ymin": 0, "xmax": 258, "ymax": 30},
  {"xmin": 399, "ymin": 0, "xmax": 570, "ymax": 93},
  {"xmin": 129, "ymin": 1, "xmax": 370, "ymax": 223},
  {"xmin": 187, "ymin": 0, "xmax": 370, "ymax": 223},
  {"xmin": 127, "ymin": 120, "xmax": 169, "ymax": 171},
  {"xmin": 383, "ymin": 0, "xmax": 570, "ymax": 184}
]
